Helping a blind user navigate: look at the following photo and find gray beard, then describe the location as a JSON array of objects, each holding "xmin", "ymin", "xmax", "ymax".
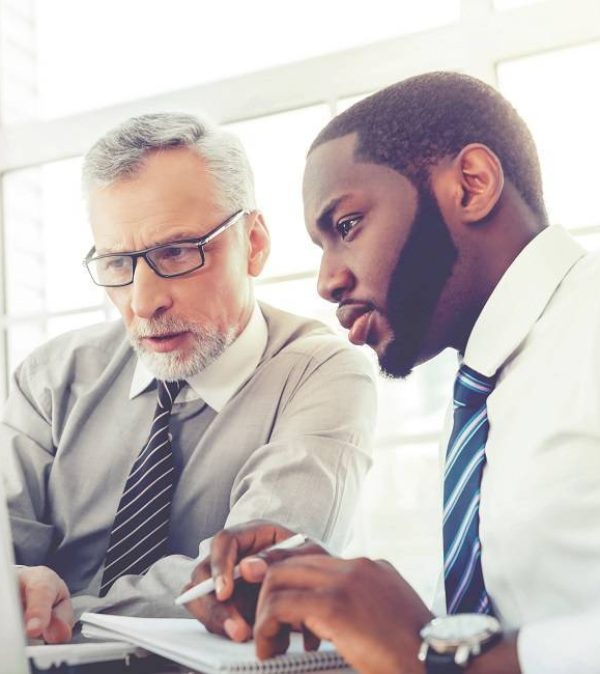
[{"xmin": 129, "ymin": 316, "xmax": 236, "ymax": 381}]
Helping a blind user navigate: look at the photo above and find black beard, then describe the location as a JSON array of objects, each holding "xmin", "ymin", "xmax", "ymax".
[{"xmin": 378, "ymin": 185, "xmax": 458, "ymax": 379}]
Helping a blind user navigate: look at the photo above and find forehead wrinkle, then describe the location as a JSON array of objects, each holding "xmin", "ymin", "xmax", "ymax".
[{"xmin": 95, "ymin": 226, "xmax": 206, "ymax": 255}]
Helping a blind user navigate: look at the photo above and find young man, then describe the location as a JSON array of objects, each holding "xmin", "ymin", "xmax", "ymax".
[
  {"xmin": 3, "ymin": 113, "xmax": 376, "ymax": 643},
  {"xmin": 185, "ymin": 73, "xmax": 600, "ymax": 674}
]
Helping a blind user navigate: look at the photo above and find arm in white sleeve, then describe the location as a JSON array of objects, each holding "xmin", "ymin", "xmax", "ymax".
[{"xmin": 518, "ymin": 607, "xmax": 600, "ymax": 674}]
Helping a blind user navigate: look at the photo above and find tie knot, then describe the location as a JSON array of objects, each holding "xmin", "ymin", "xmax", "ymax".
[
  {"xmin": 157, "ymin": 379, "xmax": 185, "ymax": 410},
  {"xmin": 453, "ymin": 364, "xmax": 496, "ymax": 409}
]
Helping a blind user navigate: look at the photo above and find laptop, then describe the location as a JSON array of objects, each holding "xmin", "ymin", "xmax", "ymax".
[
  {"xmin": 0, "ymin": 476, "xmax": 27, "ymax": 673},
  {"xmin": 0, "ymin": 479, "xmax": 176, "ymax": 673}
]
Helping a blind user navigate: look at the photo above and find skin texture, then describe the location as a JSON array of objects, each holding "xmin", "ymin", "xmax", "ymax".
[
  {"xmin": 182, "ymin": 521, "xmax": 325, "ymax": 643},
  {"xmin": 186, "ymin": 133, "xmax": 544, "ymax": 672},
  {"xmin": 253, "ymin": 555, "xmax": 433, "ymax": 670},
  {"xmin": 18, "ymin": 566, "xmax": 74, "ymax": 644},
  {"xmin": 20, "ymin": 146, "xmax": 270, "ymax": 643}
]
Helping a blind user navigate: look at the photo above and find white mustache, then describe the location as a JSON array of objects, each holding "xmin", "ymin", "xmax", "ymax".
[{"xmin": 130, "ymin": 317, "xmax": 194, "ymax": 340}]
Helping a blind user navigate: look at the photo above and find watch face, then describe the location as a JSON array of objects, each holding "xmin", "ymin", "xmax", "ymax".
[{"xmin": 421, "ymin": 614, "xmax": 500, "ymax": 648}]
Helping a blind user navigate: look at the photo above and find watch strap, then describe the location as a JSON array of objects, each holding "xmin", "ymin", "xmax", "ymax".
[
  {"xmin": 425, "ymin": 650, "xmax": 464, "ymax": 673},
  {"xmin": 423, "ymin": 630, "xmax": 502, "ymax": 673}
]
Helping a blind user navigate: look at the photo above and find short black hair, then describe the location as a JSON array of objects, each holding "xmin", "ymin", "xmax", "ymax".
[{"xmin": 310, "ymin": 71, "xmax": 547, "ymax": 224}]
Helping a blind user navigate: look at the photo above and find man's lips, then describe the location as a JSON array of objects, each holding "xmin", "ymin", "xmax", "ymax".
[
  {"xmin": 336, "ymin": 303, "xmax": 374, "ymax": 330},
  {"xmin": 336, "ymin": 303, "xmax": 378, "ymax": 346},
  {"xmin": 141, "ymin": 331, "xmax": 189, "ymax": 352}
]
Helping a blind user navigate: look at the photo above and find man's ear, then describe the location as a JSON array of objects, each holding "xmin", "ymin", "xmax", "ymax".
[
  {"xmin": 246, "ymin": 211, "xmax": 270, "ymax": 277},
  {"xmin": 456, "ymin": 144, "xmax": 504, "ymax": 223}
]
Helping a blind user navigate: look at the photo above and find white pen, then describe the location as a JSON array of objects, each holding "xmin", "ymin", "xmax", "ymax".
[{"xmin": 174, "ymin": 533, "xmax": 308, "ymax": 606}]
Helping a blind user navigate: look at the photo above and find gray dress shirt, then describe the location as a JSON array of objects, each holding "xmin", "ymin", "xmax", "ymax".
[{"xmin": 1, "ymin": 302, "xmax": 376, "ymax": 617}]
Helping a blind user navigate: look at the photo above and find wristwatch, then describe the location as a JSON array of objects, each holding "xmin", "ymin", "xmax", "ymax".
[{"xmin": 418, "ymin": 614, "xmax": 502, "ymax": 673}]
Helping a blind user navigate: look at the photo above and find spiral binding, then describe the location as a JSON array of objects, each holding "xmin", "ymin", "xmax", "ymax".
[{"xmin": 226, "ymin": 650, "xmax": 347, "ymax": 672}]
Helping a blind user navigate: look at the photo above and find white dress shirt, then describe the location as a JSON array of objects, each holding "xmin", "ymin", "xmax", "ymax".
[{"xmin": 433, "ymin": 227, "xmax": 600, "ymax": 674}]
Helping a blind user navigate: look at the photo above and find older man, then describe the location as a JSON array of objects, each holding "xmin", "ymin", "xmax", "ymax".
[
  {"xmin": 187, "ymin": 73, "xmax": 600, "ymax": 674},
  {"xmin": 3, "ymin": 113, "xmax": 376, "ymax": 643}
]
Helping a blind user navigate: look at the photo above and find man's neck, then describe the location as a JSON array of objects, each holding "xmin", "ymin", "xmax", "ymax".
[{"xmin": 452, "ymin": 198, "xmax": 546, "ymax": 353}]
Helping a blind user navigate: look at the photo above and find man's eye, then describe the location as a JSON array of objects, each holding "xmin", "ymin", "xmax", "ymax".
[
  {"xmin": 103, "ymin": 256, "xmax": 127, "ymax": 270},
  {"xmin": 162, "ymin": 246, "xmax": 185, "ymax": 259},
  {"xmin": 335, "ymin": 215, "xmax": 361, "ymax": 240},
  {"xmin": 157, "ymin": 245, "xmax": 196, "ymax": 261}
]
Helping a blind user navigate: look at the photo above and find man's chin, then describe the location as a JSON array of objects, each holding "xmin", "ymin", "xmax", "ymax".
[
  {"xmin": 377, "ymin": 337, "xmax": 419, "ymax": 379},
  {"xmin": 138, "ymin": 349, "xmax": 196, "ymax": 381},
  {"xmin": 132, "ymin": 329, "xmax": 234, "ymax": 381}
]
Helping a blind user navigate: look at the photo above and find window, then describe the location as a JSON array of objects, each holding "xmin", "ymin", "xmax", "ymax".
[
  {"xmin": 346, "ymin": 439, "xmax": 442, "ymax": 602},
  {"xmin": 3, "ymin": 158, "xmax": 102, "ymax": 315},
  {"xmin": 494, "ymin": 0, "xmax": 544, "ymax": 9},
  {"xmin": 1, "ymin": 0, "xmax": 460, "ymax": 122},
  {"xmin": 228, "ymin": 106, "xmax": 329, "ymax": 279},
  {"xmin": 2, "ymin": 158, "xmax": 109, "ymax": 371},
  {"xmin": 498, "ymin": 42, "xmax": 600, "ymax": 236}
]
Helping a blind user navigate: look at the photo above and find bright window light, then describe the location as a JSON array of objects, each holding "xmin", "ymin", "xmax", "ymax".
[
  {"xmin": 498, "ymin": 42, "xmax": 600, "ymax": 231},
  {"xmin": 494, "ymin": 0, "xmax": 544, "ymax": 9},
  {"xmin": 255, "ymin": 275, "xmax": 337, "ymax": 327},
  {"xmin": 3, "ymin": 158, "xmax": 104, "ymax": 317},
  {"xmin": 346, "ymin": 439, "xmax": 442, "ymax": 603},
  {"xmin": 1, "ymin": 0, "xmax": 460, "ymax": 122},
  {"xmin": 227, "ymin": 106, "xmax": 329, "ymax": 279}
]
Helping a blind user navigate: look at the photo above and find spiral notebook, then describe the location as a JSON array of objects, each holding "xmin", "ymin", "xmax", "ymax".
[{"xmin": 80, "ymin": 612, "xmax": 350, "ymax": 673}]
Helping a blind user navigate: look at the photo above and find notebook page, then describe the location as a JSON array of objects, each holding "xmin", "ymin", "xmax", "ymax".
[{"xmin": 81, "ymin": 613, "xmax": 347, "ymax": 674}]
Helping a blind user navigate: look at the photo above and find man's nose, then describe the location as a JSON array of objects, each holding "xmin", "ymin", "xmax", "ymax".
[
  {"xmin": 129, "ymin": 258, "xmax": 173, "ymax": 319},
  {"xmin": 317, "ymin": 257, "xmax": 354, "ymax": 303}
]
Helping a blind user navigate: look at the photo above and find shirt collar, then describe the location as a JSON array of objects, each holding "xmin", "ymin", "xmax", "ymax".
[
  {"xmin": 463, "ymin": 226, "xmax": 585, "ymax": 377},
  {"xmin": 129, "ymin": 303, "xmax": 268, "ymax": 411}
]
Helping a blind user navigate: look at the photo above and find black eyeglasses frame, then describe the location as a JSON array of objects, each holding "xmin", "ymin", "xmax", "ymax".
[{"xmin": 83, "ymin": 209, "xmax": 249, "ymax": 287}]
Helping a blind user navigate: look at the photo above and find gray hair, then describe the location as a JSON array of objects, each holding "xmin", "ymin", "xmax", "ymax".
[{"xmin": 82, "ymin": 112, "xmax": 256, "ymax": 212}]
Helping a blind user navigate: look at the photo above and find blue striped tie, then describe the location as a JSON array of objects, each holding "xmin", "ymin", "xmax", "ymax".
[
  {"xmin": 443, "ymin": 364, "xmax": 497, "ymax": 615},
  {"xmin": 100, "ymin": 379, "xmax": 184, "ymax": 596}
]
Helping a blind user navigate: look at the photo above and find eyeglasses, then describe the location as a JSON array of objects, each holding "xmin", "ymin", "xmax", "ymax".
[{"xmin": 83, "ymin": 209, "xmax": 248, "ymax": 287}]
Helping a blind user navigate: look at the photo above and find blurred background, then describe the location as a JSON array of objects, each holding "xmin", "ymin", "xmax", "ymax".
[{"xmin": 0, "ymin": 0, "xmax": 598, "ymax": 603}]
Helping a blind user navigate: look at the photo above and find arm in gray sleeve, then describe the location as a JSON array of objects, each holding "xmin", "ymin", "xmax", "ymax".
[
  {"xmin": 214, "ymin": 344, "xmax": 377, "ymax": 555},
  {"xmin": 517, "ymin": 607, "xmax": 600, "ymax": 674},
  {"xmin": 70, "ymin": 555, "xmax": 194, "ymax": 620},
  {"xmin": 74, "ymin": 346, "xmax": 376, "ymax": 619},
  {"xmin": 1, "ymin": 362, "xmax": 56, "ymax": 565},
  {"xmin": 1, "ymin": 358, "xmax": 190, "ymax": 620}
]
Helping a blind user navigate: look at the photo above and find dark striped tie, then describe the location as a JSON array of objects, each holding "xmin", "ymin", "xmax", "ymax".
[
  {"xmin": 443, "ymin": 364, "xmax": 497, "ymax": 615},
  {"xmin": 100, "ymin": 379, "xmax": 184, "ymax": 597}
]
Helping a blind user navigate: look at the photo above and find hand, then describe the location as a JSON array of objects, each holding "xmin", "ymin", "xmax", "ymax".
[
  {"xmin": 18, "ymin": 566, "xmax": 74, "ymax": 644},
  {"xmin": 253, "ymin": 555, "xmax": 434, "ymax": 674},
  {"xmin": 183, "ymin": 520, "xmax": 324, "ymax": 642}
]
